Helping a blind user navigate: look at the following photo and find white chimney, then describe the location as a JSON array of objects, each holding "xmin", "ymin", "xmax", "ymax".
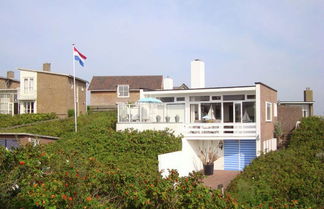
[
  {"xmin": 191, "ymin": 59, "xmax": 205, "ymax": 88},
  {"xmin": 163, "ymin": 77, "xmax": 174, "ymax": 90}
]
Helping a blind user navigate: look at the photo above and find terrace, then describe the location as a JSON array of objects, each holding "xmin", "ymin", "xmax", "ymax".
[{"xmin": 117, "ymin": 96, "xmax": 257, "ymax": 139}]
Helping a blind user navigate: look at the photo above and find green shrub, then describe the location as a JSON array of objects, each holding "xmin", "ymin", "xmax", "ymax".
[
  {"xmin": 0, "ymin": 113, "xmax": 57, "ymax": 128},
  {"xmin": 227, "ymin": 117, "xmax": 324, "ymax": 208},
  {"xmin": 0, "ymin": 112, "xmax": 238, "ymax": 208},
  {"xmin": 68, "ymin": 109, "xmax": 75, "ymax": 117}
]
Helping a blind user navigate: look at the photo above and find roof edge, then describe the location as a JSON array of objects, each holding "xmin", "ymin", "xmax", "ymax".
[
  {"xmin": 18, "ymin": 68, "xmax": 88, "ymax": 83},
  {"xmin": 255, "ymin": 82, "xmax": 277, "ymax": 92}
]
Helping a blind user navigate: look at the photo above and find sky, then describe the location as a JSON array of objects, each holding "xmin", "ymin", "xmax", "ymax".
[{"xmin": 1, "ymin": 0, "xmax": 323, "ymax": 114}]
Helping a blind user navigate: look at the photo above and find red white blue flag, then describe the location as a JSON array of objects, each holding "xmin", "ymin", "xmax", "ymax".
[{"xmin": 73, "ymin": 47, "xmax": 87, "ymax": 67}]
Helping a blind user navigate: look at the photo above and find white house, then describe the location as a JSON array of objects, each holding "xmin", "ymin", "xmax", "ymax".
[{"xmin": 116, "ymin": 60, "xmax": 277, "ymax": 176}]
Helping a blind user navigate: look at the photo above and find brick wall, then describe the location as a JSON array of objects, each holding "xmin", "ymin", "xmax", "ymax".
[
  {"xmin": 37, "ymin": 73, "xmax": 86, "ymax": 117},
  {"xmin": 0, "ymin": 78, "xmax": 19, "ymax": 89},
  {"xmin": 0, "ymin": 135, "xmax": 57, "ymax": 146},
  {"xmin": 90, "ymin": 91, "xmax": 140, "ymax": 107},
  {"xmin": 278, "ymin": 105, "xmax": 302, "ymax": 135},
  {"xmin": 259, "ymin": 84, "xmax": 277, "ymax": 151}
]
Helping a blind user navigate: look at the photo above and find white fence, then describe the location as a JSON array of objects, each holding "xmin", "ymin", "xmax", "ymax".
[
  {"xmin": 263, "ymin": 138, "xmax": 277, "ymax": 153},
  {"xmin": 184, "ymin": 123, "xmax": 257, "ymax": 138}
]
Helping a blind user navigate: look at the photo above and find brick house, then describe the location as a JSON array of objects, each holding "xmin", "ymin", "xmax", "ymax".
[
  {"xmin": 18, "ymin": 63, "xmax": 87, "ymax": 118},
  {"xmin": 88, "ymin": 75, "xmax": 163, "ymax": 111},
  {"xmin": 0, "ymin": 133, "xmax": 58, "ymax": 150},
  {"xmin": 278, "ymin": 88, "xmax": 315, "ymax": 139},
  {"xmin": 0, "ymin": 71, "xmax": 20, "ymax": 115},
  {"xmin": 116, "ymin": 60, "xmax": 278, "ymax": 176}
]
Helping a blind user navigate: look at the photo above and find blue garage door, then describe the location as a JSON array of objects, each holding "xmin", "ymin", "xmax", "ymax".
[{"xmin": 224, "ymin": 140, "xmax": 256, "ymax": 171}]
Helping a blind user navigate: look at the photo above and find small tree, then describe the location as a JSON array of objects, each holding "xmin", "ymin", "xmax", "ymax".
[{"xmin": 198, "ymin": 141, "xmax": 222, "ymax": 165}]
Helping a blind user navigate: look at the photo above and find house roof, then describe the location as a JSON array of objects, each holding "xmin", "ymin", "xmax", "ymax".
[
  {"xmin": 0, "ymin": 133, "xmax": 59, "ymax": 140},
  {"xmin": 278, "ymin": 101, "xmax": 315, "ymax": 105},
  {"xmin": 173, "ymin": 83, "xmax": 189, "ymax": 90},
  {"xmin": 88, "ymin": 75, "xmax": 163, "ymax": 91},
  {"xmin": 18, "ymin": 68, "xmax": 88, "ymax": 84},
  {"xmin": 0, "ymin": 76, "xmax": 20, "ymax": 83}
]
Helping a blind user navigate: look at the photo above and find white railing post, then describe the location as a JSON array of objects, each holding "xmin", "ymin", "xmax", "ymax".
[
  {"xmin": 128, "ymin": 104, "xmax": 131, "ymax": 123},
  {"xmin": 139, "ymin": 103, "xmax": 142, "ymax": 122}
]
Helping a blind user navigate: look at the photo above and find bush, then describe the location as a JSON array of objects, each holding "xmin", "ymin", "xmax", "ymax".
[
  {"xmin": 68, "ymin": 109, "xmax": 75, "ymax": 117},
  {"xmin": 0, "ymin": 113, "xmax": 57, "ymax": 128},
  {"xmin": 0, "ymin": 112, "xmax": 238, "ymax": 208},
  {"xmin": 227, "ymin": 116, "xmax": 324, "ymax": 208}
]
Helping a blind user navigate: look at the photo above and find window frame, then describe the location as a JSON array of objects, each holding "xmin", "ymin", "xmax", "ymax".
[
  {"xmin": 117, "ymin": 85, "xmax": 130, "ymax": 98},
  {"xmin": 23, "ymin": 77, "xmax": 34, "ymax": 94},
  {"xmin": 265, "ymin": 102, "xmax": 272, "ymax": 122}
]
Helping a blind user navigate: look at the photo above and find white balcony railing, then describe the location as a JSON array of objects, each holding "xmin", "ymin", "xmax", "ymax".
[{"xmin": 184, "ymin": 123, "xmax": 257, "ymax": 138}]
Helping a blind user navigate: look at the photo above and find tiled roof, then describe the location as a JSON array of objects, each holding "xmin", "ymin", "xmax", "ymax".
[
  {"xmin": 88, "ymin": 75, "xmax": 163, "ymax": 91},
  {"xmin": 0, "ymin": 76, "xmax": 20, "ymax": 83}
]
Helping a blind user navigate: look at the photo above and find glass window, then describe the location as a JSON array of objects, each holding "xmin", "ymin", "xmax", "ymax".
[
  {"xmin": 189, "ymin": 96, "xmax": 209, "ymax": 102},
  {"xmin": 190, "ymin": 104, "xmax": 199, "ymax": 122},
  {"xmin": 201, "ymin": 103, "xmax": 221, "ymax": 121},
  {"xmin": 242, "ymin": 102, "xmax": 255, "ymax": 122},
  {"xmin": 212, "ymin": 96, "xmax": 221, "ymax": 100},
  {"xmin": 266, "ymin": 102, "xmax": 272, "ymax": 121},
  {"xmin": 223, "ymin": 95, "xmax": 245, "ymax": 101},
  {"xmin": 24, "ymin": 101, "xmax": 35, "ymax": 114},
  {"xmin": 247, "ymin": 95, "xmax": 255, "ymax": 99},
  {"xmin": 158, "ymin": 97, "xmax": 174, "ymax": 102},
  {"xmin": 235, "ymin": 103, "xmax": 241, "ymax": 122},
  {"xmin": 223, "ymin": 102, "xmax": 234, "ymax": 123},
  {"xmin": 176, "ymin": 97, "xmax": 185, "ymax": 102},
  {"xmin": 29, "ymin": 78, "xmax": 34, "ymax": 91},
  {"xmin": 166, "ymin": 104, "xmax": 185, "ymax": 123},
  {"xmin": 117, "ymin": 85, "xmax": 129, "ymax": 97},
  {"xmin": 24, "ymin": 78, "xmax": 28, "ymax": 93}
]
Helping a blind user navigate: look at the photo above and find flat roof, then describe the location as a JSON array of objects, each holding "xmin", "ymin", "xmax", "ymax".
[
  {"xmin": 0, "ymin": 133, "xmax": 59, "ymax": 140},
  {"xmin": 143, "ymin": 85, "xmax": 256, "ymax": 95},
  {"xmin": 278, "ymin": 101, "xmax": 315, "ymax": 105},
  {"xmin": 18, "ymin": 68, "xmax": 88, "ymax": 84}
]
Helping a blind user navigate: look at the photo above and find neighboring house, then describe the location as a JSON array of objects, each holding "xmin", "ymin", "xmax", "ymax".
[
  {"xmin": 18, "ymin": 63, "xmax": 87, "ymax": 117},
  {"xmin": 173, "ymin": 83, "xmax": 189, "ymax": 90},
  {"xmin": 88, "ymin": 75, "xmax": 163, "ymax": 111},
  {"xmin": 278, "ymin": 88, "xmax": 314, "ymax": 138},
  {"xmin": 0, "ymin": 133, "xmax": 58, "ymax": 149},
  {"xmin": 0, "ymin": 71, "xmax": 20, "ymax": 115},
  {"xmin": 116, "ymin": 60, "xmax": 278, "ymax": 176}
]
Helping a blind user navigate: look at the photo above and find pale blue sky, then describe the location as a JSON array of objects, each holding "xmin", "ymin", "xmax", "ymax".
[{"xmin": 1, "ymin": 0, "xmax": 323, "ymax": 114}]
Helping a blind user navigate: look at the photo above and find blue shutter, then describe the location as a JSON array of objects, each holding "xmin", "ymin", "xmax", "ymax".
[
  {"xmin": 224, "ymin": 140, "xmax": 256, "ymax": 171},
  {"xmin": 239, "ymin": 140, "xmax": 256, "ymax": 170},
  {"xmin": 224, "ymin": 140, "xmax": 239, "ymax": 170}
]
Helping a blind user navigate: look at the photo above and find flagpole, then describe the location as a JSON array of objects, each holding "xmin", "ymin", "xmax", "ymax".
[{"xmin": 72, "ymin": 44, "xmax": 78, "ymax": 132}]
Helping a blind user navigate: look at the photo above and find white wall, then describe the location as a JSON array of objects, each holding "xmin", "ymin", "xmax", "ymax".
[
  {"xmin": 163, "ymin": 77, "xmax": 173, "ymax": 90},
  {"xmin": 191, "ymin": 60, "xmax": 205, "ymax": 88},
  {"xmin": 19, "ymin": 71, "xmax": 37, "ymax": 99},
  {"xmin": 158, "ymin": 138, "xmax": 225, "ymax": 177},
  {"xmin": 116, "ymin": 123, "xmax": 185, "ymax": 136}
]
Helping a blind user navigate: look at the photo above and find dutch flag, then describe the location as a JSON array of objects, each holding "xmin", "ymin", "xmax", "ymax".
[{"xmin": 73, "ymin": 47, "xmax": 87, "ymax": 67}]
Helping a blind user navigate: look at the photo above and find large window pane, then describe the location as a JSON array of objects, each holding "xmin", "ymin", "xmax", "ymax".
[
  {"xmin": 242, "ymin": 102, "xmax": 255, "ymax": 122},
  {"xmin": 190, "ymin": 104, "xmax": 199, "ymax": 122},
  {"xmin": 200, "ymin": 103, "xmax": 221, "ymax": 122},
  {"xmin": 223, "ymin": 102, "xmax": 233, "ymax": 122},
  {"xmin": 166, "ymin": 104, "xmax": 185, "ymax": 122},
  {"xmin": 189, "ymin": 96, "xmax": 209, "ymax": 102},
  {"xmin": 235, "ymin": 103, "xmax": 241, "ymax": 123},
  {"xmin": 223, "ymin": 95, "xmax": 245, "ymax": 101},
  {"xmin": 158, "ymin": 97, "xmax": 174, "ymax": 102}
]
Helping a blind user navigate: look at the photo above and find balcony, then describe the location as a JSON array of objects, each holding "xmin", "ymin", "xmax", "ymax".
[{"xmin": 117, "ymin": 103, "xmax": 257, "ymax": 139}]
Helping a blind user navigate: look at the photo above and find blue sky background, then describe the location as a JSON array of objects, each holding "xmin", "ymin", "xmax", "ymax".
[{"xmin": 1, "ymin": 0, "xmax": 323, "ymax": 114}]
